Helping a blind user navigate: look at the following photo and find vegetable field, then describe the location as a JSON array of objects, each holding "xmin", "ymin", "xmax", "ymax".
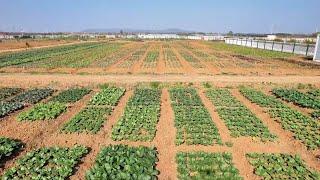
[
  {"xmin": 0, "ymin": 40, "xmax": 319, "ymax": 76},
  {"xmin": 0, "ymin": 39, "xmax": 320, "ymax": 179}
]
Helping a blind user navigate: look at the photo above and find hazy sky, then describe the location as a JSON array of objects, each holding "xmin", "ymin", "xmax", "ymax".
[{"xmin": 1, "ymin": 0, "xmax": 319, "ymax": 33}]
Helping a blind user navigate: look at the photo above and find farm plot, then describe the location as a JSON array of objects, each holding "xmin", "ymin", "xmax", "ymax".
[
  {"xmin": 2, "ymin": 145, "xmax": 88, "ymax": 179},
  {"xmin": 49, "ymin": 88, "xmax": 91, "ymax": 104},
  {"xmin": 27, "ymin": 42, "xmax": 122, "ymax": 68},
  {"xmin": 142, "ymin": 50, "xmax": 160, "ymax": 69},
  {"xmin": 169, "ymin": 88, "xmax": 222, "ymax": 145},
  {"xmin": 163, "ymin": 46, "xmax": 182, "ymax": 69},
  {"xmin": 10, "ymin": 88, "xmax": 54, "ymax": 104},
  {"xmin": 240, "ymin": 87, "xmax": 320, "ymax": 150},
  {"xmin": 0, "ymin": 137, "xmax": 23, "ymax": 162},
  {"xmin": 0, "ymin": 101, "xmax": 24, "ymax": 118},
  {"xmin": 0, "ymin": 88, "xmax": 23, "ymax": 101},
  {"xmin": 91, "ymin": 43, "xmax": 139, "ymax": 67},
  {"xmin": 17, "ymin": 102, "xmax": 67, "ymax": 121},
  {"xmin": 112, "ymin": 88, "xmax": 161, "ymax": 141},
  {"xmin": 205, "ymin": 88, "xmax": 276, "ymax": 141},
  {"xmin": 177, "ymin": 49, "xmax": 205, "ymax": 69},
  {"xmin": 16, "ymin": 88, "xmax": 91, "ymax": 122},
  {"xmin": 86, "ymin": 145, "xmax": 159, "ymax": 179},
  {"xmin": 176, "ymin": 152, "xmax": 242, "ymax": 179},
  {"xmin": 247, "ymin": 153, "xmax": 320, "ymax": 179},
  {"xmin": 62, "ymin": 87, "xmax": 125, "ymax": 134},
  {"xmin": 116, "ymin": 45, "xmax": 149, "ymax": 69},
  {"xmin": 272, "ymin": 88, "xmax": 320, "ymax": 119},
  {"xmin": 272, "ymin": 88, "xmax": 320, "ymax": 110},
  {"xmin": 0, "ymin": 88, "xmax": 54, "ymax": 118},
  {"xmin": 0, "ymin": 42, "xmax": 102, "ymax": 68}
]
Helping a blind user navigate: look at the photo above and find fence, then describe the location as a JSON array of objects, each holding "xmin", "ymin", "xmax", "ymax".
[
  {"xmin": 225, "ymin": 38, "xmax": 316, "ymax": 57},
  {"xmin": 314, "ymin": 35, "xmax": 320, "ymax": 61}
]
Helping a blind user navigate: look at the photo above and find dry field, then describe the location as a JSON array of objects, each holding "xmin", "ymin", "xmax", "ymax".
[{"xmin": 0, "ymin": 40, "xmax": 319, "ymax": 179}]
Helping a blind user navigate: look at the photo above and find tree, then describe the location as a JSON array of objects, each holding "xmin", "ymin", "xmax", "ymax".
[{"xmin": 227, "ymin": 31, "xmax": 234, "ymax": 36}]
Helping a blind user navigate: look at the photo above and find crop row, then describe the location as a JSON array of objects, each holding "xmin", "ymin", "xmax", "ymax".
[
  {"xmin": 17, "ymin": 102, "xmax": 67, "ymax": 121},
  {"xmin": 112, "ymin": 88, "xmax": 161, "ymax": 141},
  {"xmin": 178, "ymin": 50, "xmax": 205, "ymax": 68},
  {"xmin": 91, "ymin": 43, "xmax": 136, "ymax": 67},
  {"xmin": 240, "ymin": 87, "xmax": 320, "ymax": 150},
  {"xmin": 0, "ymin": 101, "xmax": 24, "ymax": 118},
  {"xmin": 62, "ymin": 87, "xmax": 125, "ymax": 134},
  {"xmin": 206, "ymin": 88, "xmax": 276, "ymax": 141},
  {"xmin": 142, "ymin": 50, "xmax": 159, "ymax": 68},
  {"xmin": 10, "ymin": 88, "xmax": 54, "ymax": 104},
  {"xmin": 49, "ymin": 88, "xmax": 91, "ymax": 103},
  {"xmin": 272, "ymin": 88, "xmax": 320, "ymax": 110},
  {"xmin": 117, "ymin": 45, "xmax": 149, "ymax": 68},
  {"xmin": 307, "ymin": 89, "xmax": 320, "ymax": 98},
  {"xmin": 0, "ymin": 88, "xmax": 23, "ymax": 101},
  {"xmin": 169, "ymin": 88, "xmax": 222, "ymax": 145},
  {"xmin": 2, "ymin": 145, "xmax": 88, "ymax": 179},
  {"xmin": 86, "ymin": 145, "xmax": 159, "ymax": 179},
  {"xmin": 177, "ymin": 152, "xmax": 242, "ymax": 179},
  {"xmin": 247, "ymin": 153, "xmax": 319, "ymax": 179},
  {"xmin": 0, "ymin": 42, "xmax": 101, "ymax": 68},
  {"xmin": 0, "ymin": 88, "xmax": 54, "ymax": 118},
  {"xmin": 163, "ymin": 45, "xmax": 182, "ymax": 68},
  {"xmin": 16, "ymin": 88, "xmax": 91, "ymax": 121},
  {"xmin": 1, "ymin": 138, "xmax": 319, "ymax": 179},
  {"xmin": 0, "ymin": 137, "xmax": 22, "ymax": 162},
  {"xmin": 30, "ymin": 43, "xmax": 121, "ymax": 68}
]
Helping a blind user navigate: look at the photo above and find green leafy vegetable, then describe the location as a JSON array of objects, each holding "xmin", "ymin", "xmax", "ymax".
[
  {"xmin": 86, "ymin": 145, "xmax": 159, "ymax": 180},
  {"xmin": 10, "ymin": 88, "xmax": 54, "ymax": 104},
  {"xmin": 169, "ymin": 88, "xmax": 222, "ymax": 145},
  {"xmin": 50, "ymin": 88, "xmax": 91, "ymax": 103},
  {"xmin": 17, "ymin": 102, "xmax": 66, "ymax": 121},
  {"xmin": 240, "ymin": 87, "xmax": 320, "ymax": 150},
  {"xmin": 112, "ymin": 89, "xmax": 161, "ymax": 141},
  {"xmin": 89, "ymin": 87, "xmax": 125, "ymax": 106},
  {"xmin": 0, "ymin": 137, "xmax": 23, "ymax": 161},
  {"xmin": 247, "ymin": 153, "xmax": 320, "ymax": 179},
  {"xmin": 177, "ymin": 152, "xmax": 243, "ymax": 179},
  {"xmin": 2, "ymin": 145, "xmax": 88, "ymax": 179},
  {"xmin": 62, "ymin": 107, "xmax": 112, "ymax": 133},
  {"xmin": 0, "ymin": 88, "xmax": 23, "ymax": 101},
  {"xmin": 206, "ymin": 88, "xmax": 276, "ymax": 141},
  {"xmin": 0, "ymin": 101, "xmax": 24, "ymax": 118}
]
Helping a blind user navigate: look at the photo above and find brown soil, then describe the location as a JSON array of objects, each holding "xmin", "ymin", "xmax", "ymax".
[
  {"xmin": 0, "ymin": 74, "xmax": 320, "ymax": 89},
  {"xmin": 154, "ymin": 89, "xmax": 177, "ymax": 179},
  {"xmin": 0, "ymin": 39, "xmax": 94, "ymax": 53}
]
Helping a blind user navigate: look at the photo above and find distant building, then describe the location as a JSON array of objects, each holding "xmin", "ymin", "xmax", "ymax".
[
  {"xmin": 266, "ymin": 35, "xmax": 277, "ymax": 41},
  {"xmin": 0, "ymin": 32, "xmax": 14, "ymax": 39}
]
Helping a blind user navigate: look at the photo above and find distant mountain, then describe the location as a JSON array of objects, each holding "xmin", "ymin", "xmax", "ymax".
[{"xmin": 82, "ymin": 28, "xmax": 196, "ymax": 34}]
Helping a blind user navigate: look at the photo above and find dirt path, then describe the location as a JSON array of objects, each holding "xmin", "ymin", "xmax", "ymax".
[
  {"xmin": 0, "ymin": 74, "xmax": 320, "ymax": 89},
  {"xmin": 156, "ymin": 45, "xmax": 166, "ymax": 74},
  {"xmin": 154, "ymin": 89, "xmax": 177, "ymax": 180}
]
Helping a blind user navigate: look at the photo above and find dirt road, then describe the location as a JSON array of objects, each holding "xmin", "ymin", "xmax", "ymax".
[{"xmin": 0, "ymin": 73, "xmax": 319, "ymax": 88}]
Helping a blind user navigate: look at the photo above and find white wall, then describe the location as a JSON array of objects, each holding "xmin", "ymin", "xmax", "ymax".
[{"xmin": 314, "ymin": 35, "xmax": 320, "ymax": 61}]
